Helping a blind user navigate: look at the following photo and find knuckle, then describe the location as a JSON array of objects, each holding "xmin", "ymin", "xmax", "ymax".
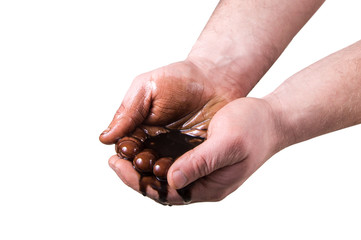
[
  {"xmin": 134, "ymin": 73, "xmax": 146, "ymax": 82},
  {"xmin": 223, "ymin": 136, "xmax": 248, "ymax": 163},
  {"xmin": 190, "ymin": 152, "xmax": 213, "ymax": 178},
  {"xmin": 133, "ymin": 72, "xmax": 150, "ymax": 86}
]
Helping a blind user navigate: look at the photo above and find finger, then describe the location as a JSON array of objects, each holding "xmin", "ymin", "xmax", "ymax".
[
  {"xmin": 188, "ymin": 160, "xmax": 252, "ymax": 203},
  {"xmin": 109, "ymin": 154, "xmax": 247, "ymax": 205},
  {"xmin": 108, "ymin": 155, "xmax": 185, "ymax": 205},
  {"xmin": 108, "ymin": 155, "xmax": 139, "ymax": 187},
  {"xmin": 167, "ymin": 134, "xmax": 245, "ymax": 189},
  {"xmin": 99, "ymin": 76, "xmax": 152, "ymax": 144}
]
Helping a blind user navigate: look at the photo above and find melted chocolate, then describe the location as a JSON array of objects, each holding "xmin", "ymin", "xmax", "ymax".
[
  {"xmin": 139, "ymin": 175, "xmax": 169, "ymax": 205},
  {"xmin": 143, "ymin": 130, "xmax": 203, "ymax": 159},
  {"xmin": 176, "ymin": 183, "xmax": 193, "ymax": 204},
  {"xmin": 142, "ymin": 130, "xmax": 202, "ymax": 204},
  {"xmin": 117, "ymin": 128, "xmax": 204, "ymax": 204}
]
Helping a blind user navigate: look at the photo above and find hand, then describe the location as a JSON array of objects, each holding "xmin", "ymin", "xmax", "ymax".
[
  {"xmin": 107, "ymin": 97, "xmax": 282, "ymax": 204},
  {"xmin": 100, "ymin": 59, "xmax": 250, "ymax": 204},
  {"xmin": 100, "ymin": 0, "xmax": 325, "ymax": 204},
  {"xmin": 99, "ymin": 60, "xmax": 246, "ymax": 144}
]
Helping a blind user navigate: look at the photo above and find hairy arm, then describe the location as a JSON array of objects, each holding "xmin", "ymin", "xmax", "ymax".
[
  {"xmin": 100, "ymin": 0, "xmax": 325, "ymax": 143},
  {"xmin": 166, "ymin": 40, "xmax": 361, "ymax": 202},
  {"xmin": 266, "ymin": 40, "xmax": 361, "ymax": 150},
  {"xmin": 188, "ymin": 0, "xmax": 325, "ymax": 95},
  {"xmin": 160, "ymin": 40, "xmax": 361, "ymax": 203}
]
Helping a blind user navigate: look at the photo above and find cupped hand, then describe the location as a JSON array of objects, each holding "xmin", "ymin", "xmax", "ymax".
[
  {"xmin": 166, "ymin": 97, "xmax": 283, "ymax": 203},
  {"xmin": 100, "ymin": 59, "xmax": 267, "ymax": 204},
  {"xmin": 106, "ymin": 96, "xmax": 283, "ymax": 204},
  {"xmin": 99, "ymin": 60, "xmax": 245, "ymax": 144}
]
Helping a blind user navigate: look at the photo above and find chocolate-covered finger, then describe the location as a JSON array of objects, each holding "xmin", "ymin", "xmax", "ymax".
[{"xmin": 99, "ymin": 77, "xmax": 151, "ymax": 144}]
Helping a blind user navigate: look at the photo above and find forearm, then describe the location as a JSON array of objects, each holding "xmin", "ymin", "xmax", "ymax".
[
  {"xmin": 265, "ymin": 40, "xmax": 361, "ymax": 150},
  {"xmin": 187, "ymin": 0, "xmax": 324, "ymax": 96}
]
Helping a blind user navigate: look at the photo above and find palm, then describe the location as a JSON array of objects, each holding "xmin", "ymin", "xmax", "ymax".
[
  {"xmin": 138, "ymin": 61, "xmax": 246, "ymax": 136},
  {"xmin": 100, "ymin": 61, "xmax": 243, "ymax": 144}
]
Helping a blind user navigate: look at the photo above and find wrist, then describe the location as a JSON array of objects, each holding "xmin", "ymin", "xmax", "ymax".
[
  {"xmin": 186, "ymin": 39, "xmax": 278, "ymax": 97},
  {"xmin": 263, "ymin": 92, "xmax": 297, "ymax": 153}
]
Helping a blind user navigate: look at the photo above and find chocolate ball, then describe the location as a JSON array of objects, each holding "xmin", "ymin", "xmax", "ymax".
[
  {"xmin": 116, "ymin": 139, "xmax": 142, "ymax": 159},
  {"xmin": 153, "ymin": 157, "xmax": 173, "ymax": 180},
  {"xmin": 133, "ymin": 149, "xmax": 158, "ymax": 173},
  {"xmin": 118, "ymin": 136, "xmax": 142, "ymax": 146},
  {"xmin": 131, "ymin": 128, "xmax": 147, "ymax": 142},
  {"xmin": 141, "ymin": 148, "xmax": 158, "ymax": 158}
]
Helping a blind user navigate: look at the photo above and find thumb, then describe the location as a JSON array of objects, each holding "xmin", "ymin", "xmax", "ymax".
[
  {"xmin": 99, "ymin": 77, "xmax": 152, "ymax": 144},
  {"xmin": 167, "ymin": 136, "xmax": 238, "ymax": 189}
]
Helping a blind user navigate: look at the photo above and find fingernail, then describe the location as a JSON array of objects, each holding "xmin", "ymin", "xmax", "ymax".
[
  {"xmin": 172, "ymin": 170, "xmax": 188, "ymax": 189},
  {"xmin": 101, "ymin": 127, "xmax": 111, "ymax": 135}
]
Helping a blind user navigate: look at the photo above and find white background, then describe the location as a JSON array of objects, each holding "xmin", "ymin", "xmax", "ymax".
[{"xmin": 1, "ymin": 0, "xmax": 361, "ymax": 239}]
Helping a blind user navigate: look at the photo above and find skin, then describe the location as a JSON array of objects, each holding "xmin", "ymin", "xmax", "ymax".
[
  {"xmin": 107, "ymin": 40, "xmax": 361, "ymax": 205},
  {"xmin": 99, "ymin": 0, "xmax": 327, "ymax": 204},
  {"xmin": 266, "ymin": 40, "xmax": 361, "ymax": 147},
  {"xmin": 99, "ymin": 0, "xmax": 324, "ymax": 144},
  {"xmin": 169, "ymin": 40, "xmax": 361, "ymax": 203}
]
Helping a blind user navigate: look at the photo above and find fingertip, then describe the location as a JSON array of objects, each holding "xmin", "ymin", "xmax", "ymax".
[
  {"xmin": 166, "ymin": 148, "xmax": 195, "ymax": 189},
  {"xmin": 108, "ymin": 155, "xmax": 119, "ymax": 169},
  {"xmin": 99, "ymin": 120, "xmax": 130, "ymax": 144},
  {"xmin": 108, "ymin": 154, "xmax": 139, "ymax": 188},
  {"xmin": 99, "ymin": 130, "xmax": 117, "ymax": 145},
  {"xmin": 167, "ymin": 139, "xmax": 220, "ymax": 189},
  {"xmin": 168, "ymin": 155, "xmax": 191, "ymax": 189},
  {"xmin": 168, "ymin": 169, "xmax": 188, "ymax": 189}
]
